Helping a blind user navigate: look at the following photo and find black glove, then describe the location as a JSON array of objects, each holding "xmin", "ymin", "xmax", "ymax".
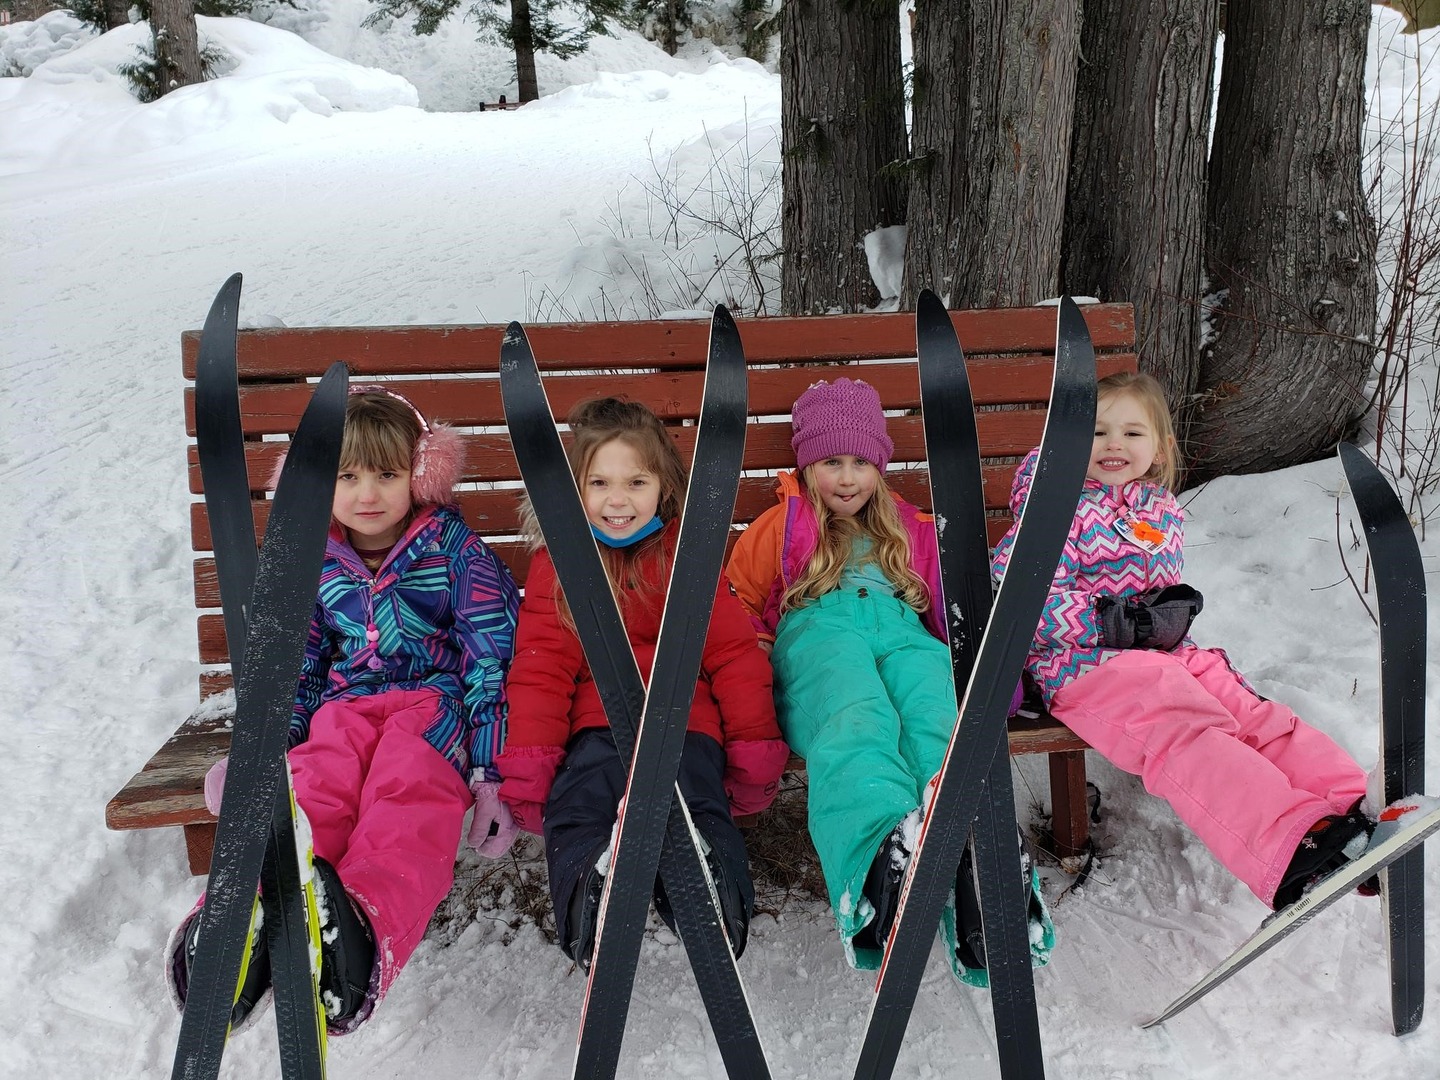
[{"xmin": 1095, "ymin": 584, "xmax": 1203, "ymax": 651}]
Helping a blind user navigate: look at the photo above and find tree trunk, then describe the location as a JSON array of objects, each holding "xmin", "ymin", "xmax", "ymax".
[
  {"xmin": 1062, "ymin": 0, "xmax": 1218, "ymax": 434},
  {"xmin": 149, "ymin": 0, "xmax": 204, "ymax": 96},
  {"xmin": 512, "ymin": 0, "xmax": 539, "ymax": 102},
  {"xmin": 105, "ymin": 0, "xmax": 133, "ymax": 30},
  {"xmin": 903, "ymin": 0, "xmax": 1080, "ymax": 308},
  {"xmin": 1196, "ymin": 0, "xmax": 1378, "ymax": 481},
  {"xmin": 781, "ymin": 0, "xmax": 906, "ymax": 314},
  {"xmin": 661, "ymin": 0, "xmax": 681, "ymax": 55}
]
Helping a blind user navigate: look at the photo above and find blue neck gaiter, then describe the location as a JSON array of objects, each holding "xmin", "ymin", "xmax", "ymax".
[{"xmin": 591, "ymin": 516, "xmax": 664, "ymax": 549}]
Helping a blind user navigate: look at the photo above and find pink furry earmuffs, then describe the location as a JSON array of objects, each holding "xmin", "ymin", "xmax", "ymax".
[{"xmin": 268, "ymin": 385, "xmax": 466, "ymax": 507}]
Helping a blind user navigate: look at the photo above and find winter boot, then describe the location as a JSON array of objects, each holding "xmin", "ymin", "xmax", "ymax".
[
  {"xmin": 312, "ymin": 857, "xmax": 375, "ymax": 1026},
  {"xmin": 653, "ymin": 832, "xmax": 751, "ymax": 959},
  {"xmin": 1273, "ymin": 807, "xmax": 1373, "ymax": 910},
  {"xmin": 954, "ymin": 827, "xmax": 1047, "ymax": 973},
  {"xmin": 855, "ymin": 810, "xmax": 919, "ymax": 950},
  {"xmin": 565, "ymin": 862, "xmax": 606, "ymax": 972},
  {"xmin": 169, "ymin": 896, "xmax": 272, "ymax": 1031}
]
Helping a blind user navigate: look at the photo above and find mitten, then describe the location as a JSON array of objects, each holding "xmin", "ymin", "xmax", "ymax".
[
  {"xmin": 203, "ymin": 756, "xmax": 228, "ymax": 816},
  {"xmin": 722, "ymin": 738, "xmax": 790, "ymax": 816},
  {"xmin": 467, "ymin": 779, "xmax": 519, "ymax": 857},
  {"xmin": 495, "ymin": 743, "xmax": 566, "ymax": 836},
  {"xmin": 1095, "ymin": 584, "xmax": 1203, "ymax": 651},
  {"xmin": 505, "ymin": 798, "xmax": 546, "ymax": 836}
]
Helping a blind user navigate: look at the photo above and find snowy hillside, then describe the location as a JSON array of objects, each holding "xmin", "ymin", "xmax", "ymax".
[{"xmin": 1, "ymin": 5, "xmax": 1437, "ymax": 1078}]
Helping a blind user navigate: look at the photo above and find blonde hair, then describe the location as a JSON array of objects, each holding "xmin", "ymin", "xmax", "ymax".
[
  {"xmin": 519, "ymin": 397, "xmax": 687, "ymax": 625},
  {"xmin": 341, "ymin": 391, "xmax": 421, "ymax": 477},
  {"xmin": 1097, "ymin": 371, "xmax": 1181, "ymax": 491},
  {"xmin": 782, "ymin": 468, "xmax": 930, "ymax": 615}
]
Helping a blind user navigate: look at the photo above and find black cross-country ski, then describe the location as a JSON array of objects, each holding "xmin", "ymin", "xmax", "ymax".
[
  {"xmin": 916, "ymin": 288, "xmax": 1046, "ymax": 1078},
  {"xmin": 851, "ymin": 297, "xmax": 1095, "ymax": 1080},
  {"xmin": 172, "ymin": 355, "xmax": 347, "ymax": 1080},
  {"xmin": 190, "ymin": 273, "xmax": 330, "ymax": 1078},
  {"xmin": 1340, "ymin": 442, "xmax": 1429, "ymax": 1035},
  {"xmin": 1143, "ymin": 797, "xmax": 1440, "ymax": 1028},
  {"xmin": 1144, "ymin": 445, "xmax": 1433, "ymax": 1031},
  {"xmin": 499, "ymin": 308, "xmax": 770, "ymax": 1080}
]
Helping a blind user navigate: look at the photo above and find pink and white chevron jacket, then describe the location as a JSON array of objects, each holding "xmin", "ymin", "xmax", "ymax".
[{"xmin": 991, "ymin": 448, "xmax": 1188, "ymax": 703}]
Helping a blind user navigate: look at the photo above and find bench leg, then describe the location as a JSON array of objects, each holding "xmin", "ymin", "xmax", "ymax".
[
  {"xmin": 1048, "ymin": 750, "xmax": 1089, "ymax": 862},
  {"xmin": 184, "ymin": 822, "xmax": 216, "ymax": 877}
]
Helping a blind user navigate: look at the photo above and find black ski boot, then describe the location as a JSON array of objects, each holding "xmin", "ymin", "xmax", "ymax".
[
  {"xmin": 176, "ymin": 900, "xmax": 272, "ymax": 1029},
  {"xmin": 954, "ymin": 828, "xmax": 1046, "ymax": 972},
  {"xmin": 312, "ymin": 857, "xmax": 375, "ymax": 1026},
  {"xmin": 565, "ymin": 862, "xmax": 606, "ymax": 972},
  {"xmin": 1273, "ymin": 807, "xmax": 1373, "ymax": 910},
  {"xmin": 652, "ymin": 833, "xmax": 751, "ymax": 958},
  {"xmin": 855, "ymin": 812, "xmax": 917, "ymax": 950}
]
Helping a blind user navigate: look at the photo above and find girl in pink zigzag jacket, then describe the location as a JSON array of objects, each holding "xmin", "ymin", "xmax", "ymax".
[{"xmin": 994, "ymin": 371, "xmax": 1371, "ymax": 910}]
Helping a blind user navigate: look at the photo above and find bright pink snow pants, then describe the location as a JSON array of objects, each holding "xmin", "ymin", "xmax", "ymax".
[
  {"xmin": 1048, "ymin": 646, "xmax": 1366, "ymax": 906},
  {"xmin": 290, "ymin": 688, "xmax": 472, "ymax": 1012}
]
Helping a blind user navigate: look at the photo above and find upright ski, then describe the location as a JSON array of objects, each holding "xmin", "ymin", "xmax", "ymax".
[
  {"xmin": 173, "ymin": 357, "xmax": 347, "ymax": 1080},
  {"xmin": 852, "ymin": 297, "xmax": 1095, "ymax": 1080},
  {"xmin": 1145, "ymin": 447, "xmax": 1433, "ymax": 1031},
  {"xmin": 1340, "ymin": 442, "xmax": 1429, "ymax": 1035},
  {"xmin": 916, "ymin": 288, "xmax": 1046, "ymax": 1077},
  {"xmin": 192, "ymin": 274, "xmax": 329, "ymax": 1079},
  {"xmin": 499, "ymin": 309, "xmax": 770, "ymax": 1080}
]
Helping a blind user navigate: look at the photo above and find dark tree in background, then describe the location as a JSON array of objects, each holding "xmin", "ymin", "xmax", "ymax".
[
  {"xmin": 780, "ymin": 0, "xmax": 906, "ymax": 314},
  {"xmin": 1062, "ymin": 0, "xmax": 1219, "ymax": 430},
  {"xmin": 149, "ymin": 0, "xmax": 205, "ymax": 94},
  {"xmin": 1195, "ymin": 0, "xmax": 1378, "ymax": 481},
  {"xmin": 903, "ymin": 0, "xmax": 1079, "ymax": 308},
  {"xmin": 365, "ymin": 0, "xmax": 626, "ymax": 102}
]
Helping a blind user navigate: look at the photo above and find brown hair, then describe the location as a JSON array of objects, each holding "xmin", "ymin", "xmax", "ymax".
[
  {"xmin": 782, "ymin": 469, "xmax": 930, "ymax": 615},
  {"xmin": 519, "ymin": 397, "xmax": 688, "ymax": 625},
  {"xmin": 341, "ymin": 391, "xmax": 422, "ymax": 477},
  {"xmin": 1096, "ymin": 371, "xmax": 1181, "ymax": 491}
]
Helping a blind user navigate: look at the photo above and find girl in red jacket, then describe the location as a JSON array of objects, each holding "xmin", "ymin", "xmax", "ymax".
[{"xmin": 496, "ymin": 397, "xmax": 789, "ymax": 968}]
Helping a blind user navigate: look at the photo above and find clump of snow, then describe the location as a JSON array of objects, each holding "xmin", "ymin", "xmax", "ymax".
[{"xmin": 0, "ymin": 9, "xmax": 98, "ymax": 78}]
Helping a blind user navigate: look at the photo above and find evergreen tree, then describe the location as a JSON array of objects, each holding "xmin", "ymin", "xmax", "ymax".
[{"xmin": 365, "ymin": 0, "xmax": 627, "ymax": 102}]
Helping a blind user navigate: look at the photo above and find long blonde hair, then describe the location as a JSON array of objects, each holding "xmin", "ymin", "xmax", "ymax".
[
  {"xmin": 781, "ymin": 468, "xmax": 930, "ymax": 615},
  {"xmin": 1097, "ymin": 371, "xmax": 1181, "ymax": 491},
  {"xmin": 519, "ymin": 397, "xmax": 687, "ymax": 626}
]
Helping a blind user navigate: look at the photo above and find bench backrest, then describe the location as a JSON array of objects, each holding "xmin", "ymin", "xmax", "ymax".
[{"xmin": 184, "ymin": 305, "xmax": 1136, "ymax": 696}]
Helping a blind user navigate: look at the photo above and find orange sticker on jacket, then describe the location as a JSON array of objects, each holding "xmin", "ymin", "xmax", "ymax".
[{"xmin": 1131, "ymin": 520, "xmax": 1165, "ymax": 545}]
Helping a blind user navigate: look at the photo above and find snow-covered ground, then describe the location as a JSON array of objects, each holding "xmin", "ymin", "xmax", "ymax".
[{"xmin": 1, "ymin": 5, "xmax": 1437, "ymax": 1078}]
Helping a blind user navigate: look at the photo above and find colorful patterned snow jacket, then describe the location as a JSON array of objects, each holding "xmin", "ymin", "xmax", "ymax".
[
  {"xmin": 498, "ymin": 521, "xmax": 785, "ymax": 812},
  {"xmin": 992, "ymin": 448, "xmax": 1187, "ymax": 704},
  {"xmin": 726, "ymin": 471, "xmax": 946, "ymax": 643},
  {"xmin": 291, "ymin": 504, "xmax": 520, "ymax": 780}
]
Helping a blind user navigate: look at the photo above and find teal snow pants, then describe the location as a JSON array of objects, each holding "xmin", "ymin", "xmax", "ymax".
[{"xmin": 771, "ymin": 586, "xmax": 956, "ymax": 965}]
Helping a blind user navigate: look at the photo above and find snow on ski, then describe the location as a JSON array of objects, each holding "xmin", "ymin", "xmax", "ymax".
[
  {"xmin": 173, "ymin": 357, "xmax": 347, "ymax": 1080},
  {"xmin": 192, "ymin": 273, "xmax": 329, "ymax": 1079},
  {"xmin": 916, "ymin": 287, "xmax": 1046, "ymax": 1078},
  {"xmin": 1144, "ymin": 797, "xmax": 1440, "ymax": 1029},
  {"xmin": 1339, "ymin": 442, "xmax": 1429, "ymax": 1035},
  {"xmin": 851, "ymin": 297, "xmax": 1095, "ymax": 1080},
  {"xmin": 498, "ymin": 309, "xmax": 771, "ymax": 1080}
]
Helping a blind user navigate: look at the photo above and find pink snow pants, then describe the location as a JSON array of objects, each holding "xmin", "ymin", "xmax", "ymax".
[
  {"xmin": 290, "ymin": 688, "xmax": 473, "ymax": 1013},
  {"xmin": 1048, "ymin": 646, "xmax": 1366, "ymax": 906}
]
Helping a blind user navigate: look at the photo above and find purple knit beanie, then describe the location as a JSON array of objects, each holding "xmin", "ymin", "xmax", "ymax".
[{"xmin": 790, "ymin": 377, "xmax": 894, "ymax": 472}]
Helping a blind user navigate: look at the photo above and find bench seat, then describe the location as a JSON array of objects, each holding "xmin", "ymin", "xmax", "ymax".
[{"xmin": 106, "ymin": 303, "xmax": 1136, "ymax": 874}]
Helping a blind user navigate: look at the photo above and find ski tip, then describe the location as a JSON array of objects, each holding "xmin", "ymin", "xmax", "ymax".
[
  {"xmin": 501, "ymin": 321, "xmax": 530, "ymax": 351},
  {"xmin": 916, "ymin": 287, "xmax": 945, "ymax": 316},
  {"xmin": 710, "ymin": 303, "xmax": 738, "ymax": 336}
]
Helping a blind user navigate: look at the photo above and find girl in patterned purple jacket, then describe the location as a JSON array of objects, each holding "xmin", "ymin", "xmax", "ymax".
[
  {"xmin": 166, "ymin": 388, "xmax": 520, "ymax": 1034},
  {"xmin": 994, "ymin": 372, "xmax": 1371, "ymax": 910}
]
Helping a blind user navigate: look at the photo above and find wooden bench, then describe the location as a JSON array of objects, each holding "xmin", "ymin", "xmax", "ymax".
[{"xmin": 105, "ymin": 304, "xmax": 1137, "ymax": 876}]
